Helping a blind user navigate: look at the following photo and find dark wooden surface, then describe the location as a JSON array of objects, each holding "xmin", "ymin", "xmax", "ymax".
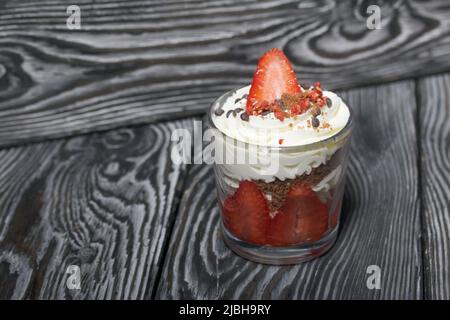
[
  {"xmin": 0, "ymin": 0, "xmax": 449, "ymax": 300},
  {"xmin": 0, "ymin": 119, "xmax": 194, "ymax": 299},
  {"xmin": 1, "ymin": 0, "xmax": 450, "ymax": 147},
  {"xmin": 417, "ymin": 74, "xmax": 450, "ymax": 300},
  {"xmin": 156, "ymin": 81, "xmax": 423, "ymax": 300}
]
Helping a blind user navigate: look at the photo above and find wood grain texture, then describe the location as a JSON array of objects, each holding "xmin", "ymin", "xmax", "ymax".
[
  {"xmin": 417, "ymin": 74, "xmax": 450, "ymax": 300},
  {"xmin": 0, "ymin": 118, "xmax": 193, "ymax": 299},
  {"xmin": 155, "ymin": 80, "xmax": 423, "ymax": 299},
  {"xmin": 1, "ymin": 0, "xmax": 450, "ymax": 147}
]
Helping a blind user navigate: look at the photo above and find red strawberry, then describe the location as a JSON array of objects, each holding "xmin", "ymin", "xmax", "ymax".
[
  {"xmin": 246, "ymin": 48, "xmax": 301, "ymax": 115},
  {"xmin": 267, "ymin": 183, "xmax": 328, "ymax": 246},
  {"xmin": 222, "ymin": 181, "xmax": 269, "ymax": 245},
  {"xmin": 222, "ymin": 195, "xmax": 241, "ymax": 237}
]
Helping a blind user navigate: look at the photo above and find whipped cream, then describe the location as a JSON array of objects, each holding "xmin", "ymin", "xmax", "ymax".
[
  {"xmin": 210, "ymin": 85, "xmax": 350, "ymax": 183},
  {"xmin": 212, "ymin": 85, "xmax": 350, "ymax": 147},
  {"xmin": 216, "ymin": 142, "xmax": 341, "ymax": 183}
]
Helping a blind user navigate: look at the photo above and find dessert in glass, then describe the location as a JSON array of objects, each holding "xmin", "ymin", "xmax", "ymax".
[{"xmin": 208, "ymin": 49, "xmax": 352, "ymax": 265}]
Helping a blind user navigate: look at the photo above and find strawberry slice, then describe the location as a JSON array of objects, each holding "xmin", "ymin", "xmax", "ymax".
[
  {"xmin": 246, "ymin": 48, "xmax": 301, "ymax": 115},
  {"xmin": 267, "ymin": 183, "xmax": 328, "ymax": 246},
  {"xmin": 222, "ymin": 180, "xmax": 269, "ymax": 245}
]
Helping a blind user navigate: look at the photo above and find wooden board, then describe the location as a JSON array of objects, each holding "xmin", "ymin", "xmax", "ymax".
[
  {"xmin": 417, "ymin": 74, "xmax": 450, "ymax": 300},
  {"xmin": 0, "ymin": 118, "xmax": 193, "ymax": 299},
  {"xmin": 1, "ymin": 0, "xmax": 450, "ymax": 147},
  {"xmin": 155, "ymin": 80, "xmax": 423, "ymax": 299}
]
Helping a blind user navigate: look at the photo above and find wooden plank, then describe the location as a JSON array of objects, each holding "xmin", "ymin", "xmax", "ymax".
[
  {"xmin": 1, "ymin": 0, "xmax": 450, "ymax": 147},
  {"xmin": 155, "ymin": 80, "xmax": 423, "ymax": 299},
  {"xmin": 417, "ymin": 74, "xmax": 450, "ymax": 299},
  {"xmin": 0, "ymin": 118, "xmax": 193, "ymax": 299}
]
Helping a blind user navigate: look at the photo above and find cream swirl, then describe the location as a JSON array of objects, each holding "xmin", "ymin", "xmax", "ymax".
[
  {"xmin": 210, "ymin": 85, "xmax": 350, "ymax": 183},
  {"xmin": 212, "ymin": 85, "xmax": 349, "ymax": 147},
  {"xmin": 216, "ymin": 143, "xmax": 341, "ymax": 183}
]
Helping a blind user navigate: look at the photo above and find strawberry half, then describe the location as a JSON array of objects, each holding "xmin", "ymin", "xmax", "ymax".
[
  {"xmin": 267, "ymin": 183, "xmax": 328, "ymax": 246},
  {"xmin": 246, "ymin": 48, "xmax": 301, "ymax": 116},
  {"xmin": 222, "ymin": 180, "xmax": 270, "ymax": 245}
]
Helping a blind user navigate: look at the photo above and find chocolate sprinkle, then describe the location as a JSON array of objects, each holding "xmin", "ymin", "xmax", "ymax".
[
  {"xmin": 234, "ymin": 98, "xmax": 242, "ymax": 103},
  {"xmin": 242, "ymin": 94, "xmax": 248, "ymax": 99},
  {"xmin": 326, "ymin": 97, "xmax": 332, "ymax": 108},
  {"xmin": 240, "ymin": 112, "xmax": 249, "ymax": 122},
  {"xmin": 311, "ymin": 116, "xmax": 320, "ymax": 128},
  {"xmin": 214, "ymin": 108, "xmax": 224, "ymax": 116},
  {"xmin": 226, "ymin": 110, "xmax": 234, "ymax": 118},
  {"xmin": 311, "ymin": 106, "xmax": 321, "ymax": 117},
  {"xmin": 234, "ymin": 107, "xmax": 243, "ymax": 113},
  {"xmin": 277, "ymin": 99, "xmax": 288, "ymax": 111},
  {"xmin": 261, "ymin": 110, "xmax": 271, "ymax": 116}
]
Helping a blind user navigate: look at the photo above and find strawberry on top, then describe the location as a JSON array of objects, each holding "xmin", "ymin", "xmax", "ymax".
[{"xmin": 246, "ymin": 48, "xmax": 327, "ymax": 121}]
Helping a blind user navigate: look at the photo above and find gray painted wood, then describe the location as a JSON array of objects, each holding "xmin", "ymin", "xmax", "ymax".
[
  {"xmin": 417, "ymin": 74, "xmax": 450, "ymax": 300},
  {"xmin": 155, "ymin": 80, "xmax": 423, "ymax": 299},
  {"xmin": 0, "ymin": 0, "xmax": 448, "ymax": 300},
  {"xmin": 1, "ymin": 0, "xmax": 450, "ymax": 147},
  {"xmin": 0, "ymin": 119, "xmax": 193, "ymax": 299}
]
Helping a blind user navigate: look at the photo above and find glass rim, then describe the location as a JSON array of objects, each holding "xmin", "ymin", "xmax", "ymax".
[{"xmin": 207, "ymin": 88, "xmax": 353, "ymax": 152}]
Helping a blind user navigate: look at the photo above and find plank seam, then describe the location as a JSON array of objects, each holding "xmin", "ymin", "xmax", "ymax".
[
  {"xmin": 4, "ymin": 70, "xmax": 450, "ymax": 151},
  {"xmin": 414, "ymin": 77, "xmax": 429, "ymax": 300},
  {"xmin": 149, "ymin": 121, "xmax": 197, "ymax": 299}
]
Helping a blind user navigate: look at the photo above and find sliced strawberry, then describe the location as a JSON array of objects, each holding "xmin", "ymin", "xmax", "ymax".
[
  {"xmin": 222, "ymin": 180, "xmax": 270, "ymax": 245},
  {"xmin": 246, "ymin": 48, "xmax": 301, "ymax": 115},
  {"xmin": 267, "ymin": 183, "xmax": 328, "ymax": 246},
  {"xmin": 266, "ymin": 207, "xmax": 297, "ymax": 247},
  {"xmin": 222, "ymin": 195, "xmax": 241, "ymax": 237}
]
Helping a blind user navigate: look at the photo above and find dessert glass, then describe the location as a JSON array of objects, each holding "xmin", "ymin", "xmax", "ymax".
[{"xmin": 208, "ymin": 89, "xmax": 352, "ymax": 265}]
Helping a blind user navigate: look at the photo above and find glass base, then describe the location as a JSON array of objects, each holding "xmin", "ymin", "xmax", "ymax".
[{"xmin": 222, "ymin": 225, "xmax": 339, "ymax": 265}]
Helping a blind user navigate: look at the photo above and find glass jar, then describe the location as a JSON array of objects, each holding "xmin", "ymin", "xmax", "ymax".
[{"xmin": 207, "ymin": 90, "xmax": 352, "ymax": 265}]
